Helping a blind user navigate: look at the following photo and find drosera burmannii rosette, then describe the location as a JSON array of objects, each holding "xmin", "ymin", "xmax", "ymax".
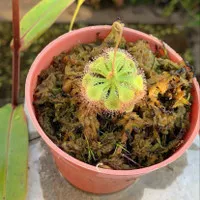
[{"xmin": 81, "ymin": 48, "xmax": 147, "ymax": 113}]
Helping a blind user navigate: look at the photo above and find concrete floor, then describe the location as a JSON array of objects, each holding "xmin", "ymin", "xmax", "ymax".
[{"xmin": 27, "ymin": 134, "xmax": 200, "ymax": 200}]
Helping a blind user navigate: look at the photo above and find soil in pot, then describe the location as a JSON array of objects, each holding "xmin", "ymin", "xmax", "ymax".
[{"xmin": 33, "ymin": 22, "xmax": 194, "ymax": 170}]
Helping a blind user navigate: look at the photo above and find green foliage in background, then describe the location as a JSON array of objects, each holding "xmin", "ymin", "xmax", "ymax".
[
  {"xmin": 162, "ymin": 0, "xmax": 200, "ymax": 27},
  {"xmin": 131, "ymin": 0, "xmax": 199, "ymax": 27},
  {"xmin": 88, "ymin": 0, "xmax": 199, "ymax": 27}
]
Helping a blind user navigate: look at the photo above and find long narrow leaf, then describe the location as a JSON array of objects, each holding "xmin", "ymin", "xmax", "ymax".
[
  {"xmin": 0, "ymin": 104, "xmax": 12, "ymax": 200},
  {"xmin": 0, "ymin": 104, "xmax": 28, "ymax": 200},
  {"xmin": 18, "ymin": 0, "xmax": 75, "ymax": 50},
  {"xmin": 69, "ymin": 0, "xmax": 85, "ymax": 31}
]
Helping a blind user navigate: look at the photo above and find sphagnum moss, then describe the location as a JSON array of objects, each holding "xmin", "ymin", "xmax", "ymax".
[{"xmin": 34, "ymin": 22, "xmax": 193, "ymax": 169}]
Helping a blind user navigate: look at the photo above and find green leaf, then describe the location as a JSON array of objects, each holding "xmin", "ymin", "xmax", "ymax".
[
  {"xmin": 116, "ymin": 83, "xmax": 134, "ymax": 102},
  {"xmin": 18, "ymin": 0, "xmax": 75, "ymax": 50},
  {"xmin": 131, "ymin": 75, "xmax": 144, "ymax": 90},
  {"xmin": 82, "ymin": 74, "xmax": 106, "ymax": 88},
  {"xmin": 86, "ymin": 81, "xmax": 110, "ymax": 101},
  {"xmin": 89, "ymin": 57, "xmax": 109, "ymax": 77},
  {"xmin": 105, "ymin": 85, "xmax": 120, "ymax": 110},
  {"xmin": 0, "ymin": 104, "xmax": 28, "ymax": 200},
  {"xmin": 87, "ymin": 84, "xmax": 105, "ymax": 101}
]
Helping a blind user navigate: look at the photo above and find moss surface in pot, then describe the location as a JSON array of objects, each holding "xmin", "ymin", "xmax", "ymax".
[{"xmin": 33, "ymin": 21, "xmax": 194, "ymax": 170}]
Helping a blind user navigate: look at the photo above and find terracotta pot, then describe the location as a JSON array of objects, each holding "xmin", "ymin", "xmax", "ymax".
[{"xmin": 25, "ymin": 26, "xmax": 200, "ymax": 194}]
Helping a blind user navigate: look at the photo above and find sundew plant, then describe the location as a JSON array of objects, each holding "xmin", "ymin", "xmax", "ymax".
[{"xmin": 82, "ymin": 22, "xmax": 146, "ymax": 112}]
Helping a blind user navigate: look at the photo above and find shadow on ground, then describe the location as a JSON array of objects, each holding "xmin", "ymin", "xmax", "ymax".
[{"xmin": 39, "ymin": 141, "xmax": 188, "ymax": 200}]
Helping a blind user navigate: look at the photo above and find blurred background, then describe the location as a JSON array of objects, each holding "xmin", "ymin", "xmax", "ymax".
[{"xmin": 0, "ymin": 0, "xmax": 199, "ymax": 106}]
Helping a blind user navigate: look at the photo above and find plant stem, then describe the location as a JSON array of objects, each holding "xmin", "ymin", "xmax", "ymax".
[
  {"xmin": 110, "ymin": 23, "xmax": 123, "ymax": 78},
  {"xmin": 121, "ymin": 154, "xmax": 142, "ymax": 168},
  {"xmin": 12, "ymin": 0, "xmax": 20, "ymax": 107},
  {"xmin": 69, "ymin": 0, "xmax": 85, "ymax": 31}
]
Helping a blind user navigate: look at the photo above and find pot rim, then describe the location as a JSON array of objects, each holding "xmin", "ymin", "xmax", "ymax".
[{"xmin": 25, "ymin": 25, "xmax": 200, "ymax": 176}]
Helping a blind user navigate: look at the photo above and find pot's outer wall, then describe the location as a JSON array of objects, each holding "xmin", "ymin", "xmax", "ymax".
[{"xmin": 25, "ymin": 26, "xmax": 200, "ymax": 194}]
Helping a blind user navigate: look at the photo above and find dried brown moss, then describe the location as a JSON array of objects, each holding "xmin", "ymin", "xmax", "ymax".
[{"xmin": 33, "ymin": 27, "xmax": 193, "ymax": 170}]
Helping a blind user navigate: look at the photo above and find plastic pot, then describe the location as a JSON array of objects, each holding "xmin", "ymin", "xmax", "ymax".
[{"xmin": 25, "ymin": 26, "xmax": 200, "ymax": 194}]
